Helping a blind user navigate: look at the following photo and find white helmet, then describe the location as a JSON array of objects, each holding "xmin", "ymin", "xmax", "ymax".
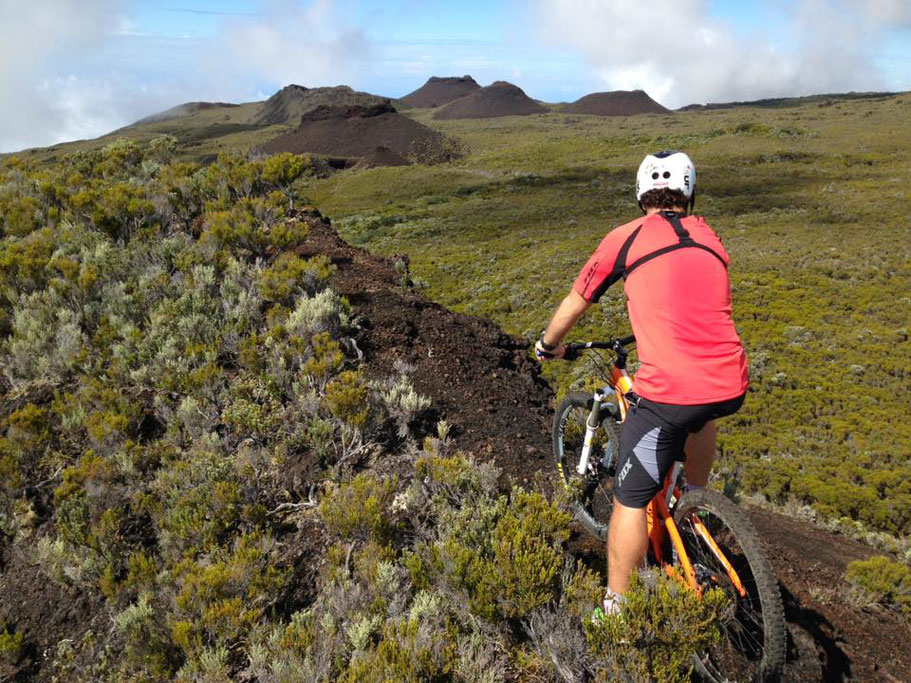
[{"xmin": 635, "ymin": 150, "xmax": 696, "ymax": 201}]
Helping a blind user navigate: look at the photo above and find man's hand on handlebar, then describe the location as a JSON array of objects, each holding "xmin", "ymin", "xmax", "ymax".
[{"xmin": 534, "ymin": 333, "xmax": 565, "ymax": 361}]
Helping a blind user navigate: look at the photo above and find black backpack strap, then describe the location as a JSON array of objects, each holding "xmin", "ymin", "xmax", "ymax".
[
  {"xmin": 623, "ymin": 211, "xmax": 727, "ymax": 279},
  {"xmin": 588, "ymin": 225, "xmax": 642, "ymax": 303}
]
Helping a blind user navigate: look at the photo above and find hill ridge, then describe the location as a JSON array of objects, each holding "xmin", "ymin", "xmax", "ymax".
[
  {"xmin": 561, "ymin": 89, "xmax": 669, "ymax": 116},
  {"xmin": 401, "ymin": 75, "xmax": 481, "ymax": 108},
  {"xmin": 433, "ymin": 80, "xmax": 547, "ymax": 120},
  {"xmin": 253, "ymin": 83, "xmax": 400, "ymax": 126}
]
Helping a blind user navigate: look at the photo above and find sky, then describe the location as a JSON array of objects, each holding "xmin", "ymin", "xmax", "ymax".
[{"xmin": 1, "ymin": 0, "xmax": 909, "ymax": 153}]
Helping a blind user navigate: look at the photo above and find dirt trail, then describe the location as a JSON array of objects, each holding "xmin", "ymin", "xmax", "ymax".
[
  {"xmin": 305, "ymin": 214, "xmax": 911, "ymax": 682},
  {"xmin": 298, "ymin": 215, "xmax": 554, "ymax": 484}
]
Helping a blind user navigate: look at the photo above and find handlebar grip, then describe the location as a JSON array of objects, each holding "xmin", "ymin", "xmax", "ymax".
[
  {"xmin": 618, "ymin": 334, "xmax": 636, "ymax": 347},
  {"xmin": 562, "ymin": 346, "xmax": 580, "ymax": 361}
]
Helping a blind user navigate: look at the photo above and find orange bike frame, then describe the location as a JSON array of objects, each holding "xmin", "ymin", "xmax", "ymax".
[{"xmin": 607, "ymin": 370, "xmax": 747, "ymax": 599}]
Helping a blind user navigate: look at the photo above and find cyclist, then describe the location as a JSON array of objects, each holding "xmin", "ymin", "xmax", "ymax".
[{"xmin": 535, "ymin": 150, "xmax": 748, "ymax": 614}]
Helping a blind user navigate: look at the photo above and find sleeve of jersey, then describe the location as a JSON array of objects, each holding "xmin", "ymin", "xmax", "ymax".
[{"xmin": 572, "ymin": 231, "xmax": 627, "ymax": 303}]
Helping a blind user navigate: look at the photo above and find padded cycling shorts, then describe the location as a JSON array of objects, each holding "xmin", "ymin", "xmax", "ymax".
[{"xmin": 613, "ymin": 393, "xmax": 745, "ymax": 509}]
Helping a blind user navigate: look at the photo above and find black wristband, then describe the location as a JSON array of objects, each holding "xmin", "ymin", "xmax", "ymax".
[{"xmin": 538, "ymin": 331, "xmax": 557, "ymax": 351}]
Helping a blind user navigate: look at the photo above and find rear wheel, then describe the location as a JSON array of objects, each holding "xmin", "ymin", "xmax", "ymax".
[
  {"xmin": 674, "ymin": 489, "xmax": 786, "ymax": 683},
  {"xmin": 552, "ymin": 392, "xmax": 620, "ymax": 542}
]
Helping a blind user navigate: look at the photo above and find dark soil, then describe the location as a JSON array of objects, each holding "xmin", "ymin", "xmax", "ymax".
[
  {"xmin": 401, "ymin": 75, "xmax": 481, "ymax": 109},
  {"xmin": 296, "ymin": 216, "xmax": 554, "ymax": 483},
  {"xmin": 749, "ymin": 507, "xmax": 911, "ymax": 682},
  {"xmin": 259, "ymin": 104, "xmax": 454, "ymax": 163},
  {"xmin": 433, "ymin": 81, "xmax": 548, "ymax": 120},
  {"xmin": 355, "ymin": 146, "xmax": 410, "ymax": 169},
  {"xmin": 561, "ymin": 90, "xmax": 670, "ymax": 116},
  {"xmin": 0, "ymin": 537, "xmax": 106, "ymax": 681}
]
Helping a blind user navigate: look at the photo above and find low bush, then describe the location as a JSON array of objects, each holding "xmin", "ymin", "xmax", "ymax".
[
  {"xmin": 0, "ymin": 622, "xmax": 24, "ymax": 665},
  {"xmin": 585, "ymin": 570, "xmax": 729, "ymax": 683},
  {"xmin": 319, "ymin": 473, "xmax": 399, "ymax": 544},
  {"xmin": 0, "ymin": 139, "xmax": 733, "ymax": 680},
  {"xmin": 845, "ymin": 555, "xmax": 911, "ymax": 618}
]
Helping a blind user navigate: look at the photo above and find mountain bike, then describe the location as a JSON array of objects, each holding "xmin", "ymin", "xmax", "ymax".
[{"xmin": 553, "ymin": 336, "xmax": 786, "ymax": 682}]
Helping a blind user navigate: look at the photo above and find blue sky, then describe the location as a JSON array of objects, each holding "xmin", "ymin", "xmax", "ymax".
[{"xmin": 1, "ymin": 0, "xmax": 909, "ymax": 152}]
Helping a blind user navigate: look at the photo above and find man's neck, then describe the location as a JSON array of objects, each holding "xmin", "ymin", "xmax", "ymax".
[{"xmin": 645, "ymin": 206, "xmax": 686, "ymax": 216}]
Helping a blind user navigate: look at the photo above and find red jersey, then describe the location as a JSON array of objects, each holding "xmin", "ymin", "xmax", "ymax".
[{"xmin": 573, "ymin": 212, "xmax": 748, "ymax": 405}]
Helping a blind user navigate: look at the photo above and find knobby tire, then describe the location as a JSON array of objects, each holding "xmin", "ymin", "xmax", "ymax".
[
  {"xmin": 552, "ymin": 392, "xmax": 619, "ymax": 542},
  {"xmin": 674, "ymin": 488, "xmax": 787, "ymax": 683}
]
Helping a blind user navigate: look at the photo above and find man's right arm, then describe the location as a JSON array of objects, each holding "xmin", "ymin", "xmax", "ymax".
[
  {"xmin": 541, "ymin": 290, "xmax": 590, "ymax": 348},
  {"xmin": 535, "ymin": 226, "xmax": 631, "ymax": 360}
]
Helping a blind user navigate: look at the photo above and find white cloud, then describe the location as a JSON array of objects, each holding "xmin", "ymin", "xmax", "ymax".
[
  {"xmin": 533, "ymin": 0, "xmax": 897, "ymax": 107},
  {"xmin": 844, "ymin": 0, "xmax": 911, "ymax": 27},
  {"xmin": 0, "ymin": 0, "xmax": 125, "ymax": 151},
  {"xmin": 0, "ymin": 0, "xmax": 373, "ymax": 153},
  {"xmin": 207, "ymin": 0, "xmax": 372, "ymax": 91}
]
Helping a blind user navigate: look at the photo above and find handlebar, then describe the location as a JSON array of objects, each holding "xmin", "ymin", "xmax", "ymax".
[{"xmin": 562, "ymin": 335, "xmax": 635, "ymax": 361}]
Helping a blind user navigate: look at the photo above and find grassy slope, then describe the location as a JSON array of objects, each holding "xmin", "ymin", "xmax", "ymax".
[
  {"xmin": 11, "ymin": 88, "xmax": 414, "ymax": 166},
  {"xmin": 12, "ymin": 101, "xmax": 293, "ymax": 165},
  {"xmin": 305, "ymin": 95, "xmax": 911, "ymax": 538}
]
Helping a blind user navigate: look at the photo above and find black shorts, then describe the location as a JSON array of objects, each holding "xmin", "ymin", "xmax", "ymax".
[{"xmin": 613, "ymin": 393, "xmax": 745, "ymax": 509}]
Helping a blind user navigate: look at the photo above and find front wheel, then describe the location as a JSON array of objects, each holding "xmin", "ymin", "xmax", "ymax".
[
  {"xmin": 673, "ymin": 489, "xmax": 786, "ymax": 683},
  {"xmin": 553, "ymin": 392, "xmax": 620, "ymax": 542}
]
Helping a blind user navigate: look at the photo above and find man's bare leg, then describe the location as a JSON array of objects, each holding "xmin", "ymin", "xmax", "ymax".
[
  {"xmin": 606, "ymin": 499, "xmax": 648, "ymax": 594},
  {"xmin": 684, "ymin": 420, "xmax": 717, "ymax": 487},
  {"xmin": 607, "ymin": 421, "xmax": 717, "ymax": 594}
]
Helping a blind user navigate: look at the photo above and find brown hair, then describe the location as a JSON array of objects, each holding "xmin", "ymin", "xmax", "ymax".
[{"xmin": 639, "ymin": 188, "xmax": 689, "ymax": 211}]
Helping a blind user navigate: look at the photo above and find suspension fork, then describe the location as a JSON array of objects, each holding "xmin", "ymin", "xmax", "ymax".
[{"xmin": 575, "ymin": 390, "xmax": 605, "ymax": 475}]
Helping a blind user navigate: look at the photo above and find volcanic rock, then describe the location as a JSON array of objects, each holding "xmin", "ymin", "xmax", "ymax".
[
  {"xmin": 401, "ymin": 76, "xmax": 481, "ymax": 108},
  {"xmin": 355, "ymin": 146, "xmax": 411, "ymax": 169},
  {"xmin": 259, "ymin": 104, "xmax": 454, "ymax": 163},
  {"xmin": 433, "ymin": 81, "xmax": 547, "ymax": 120},
  {"xmin": 561, "ymin": 90, "xmax": 669, "ymax": 116},
  {"xmin": 253, "ymin": 84, "xmax": 399, "ymax": 126}
]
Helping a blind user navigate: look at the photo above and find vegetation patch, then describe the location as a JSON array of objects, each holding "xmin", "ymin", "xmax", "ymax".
[
  {"xmin": 1, "ymin": 138, "xmax": 728, "ymax": 680},
  {"xmin": 309, "ymin": 94, "xmax": 911, "ymax": 542}
]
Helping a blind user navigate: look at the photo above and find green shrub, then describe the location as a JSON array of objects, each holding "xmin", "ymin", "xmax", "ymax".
[
  {"xmin": 0, "ymin": 622, "xmax": 24, "ymax": 664},
  {"xmin": 319, "ymin": 473, "xmax": 398, "ymax": 544},
  {"xmin": 324, "ymin": 370, "xmax": 369, "ymax": 428},
  {"xmin": 845, "ymin": 555, "xmax": 911, "ymax": 617},
  {"xmin": 259, "ymin": 252, "xmax": 334, "ymax": 303},
  {"xmin": 585, "ymin": 570, "xmax": 729, "ymax": 683},
  {"xmin": 302, "ymin": 331, "xmax": 345, "ymax": 382},
  {"xmin": 261, "ymin": 153, "xmax": 314, "ymax": 209},
  {"xmin": 434, "ymin": 489, "xmax": 569, "ymax": 620},
  {"xmin": 170, "ymin": 532, "xmax": 287, "ymax": 657},
  {"xmin": 340, "ymin": 618, "xmax": 456, "ymax": 682},
  {"xmin": 112, "ymin": 592, "xmax": 179, "ymax": 678}
]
